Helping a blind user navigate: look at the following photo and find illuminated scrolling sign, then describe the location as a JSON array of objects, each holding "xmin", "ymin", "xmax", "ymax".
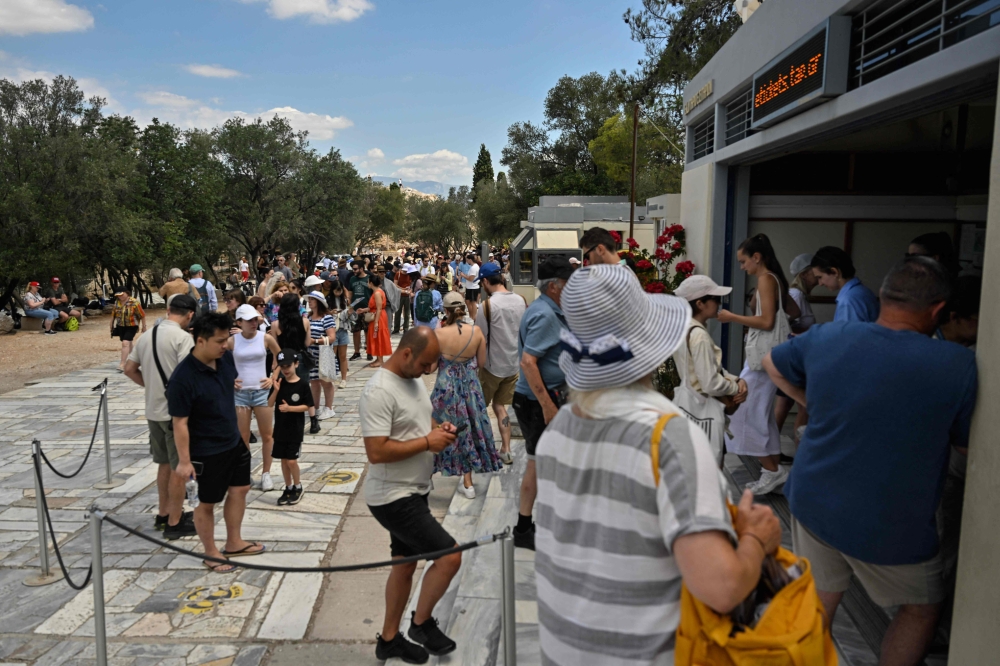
[{"xmin": 751, "ymin": 17, "xmax": 851, "ymax": 130}]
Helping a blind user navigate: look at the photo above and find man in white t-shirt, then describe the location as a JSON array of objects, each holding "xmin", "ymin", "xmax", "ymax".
[
  {"xmin": 474, "ymin": 262, "xmax": 525, "ymax": 464},
  {"xmin": 123, "ymin": 294, "xmax": 197, "ymax": 540},
  {"xmin": 360, "ymin": 327, "xmax": 460, "ymax": 663},
  {"xmin": 459, "ymin": 252, "xmax": 481, "ymax": 321}
]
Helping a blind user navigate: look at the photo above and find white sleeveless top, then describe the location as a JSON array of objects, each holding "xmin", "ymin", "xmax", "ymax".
[{"xmin": 233, "ymin": 331, "xmax": 267, "ymax": 389}]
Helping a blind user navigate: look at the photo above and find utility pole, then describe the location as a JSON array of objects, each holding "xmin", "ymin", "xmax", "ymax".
[{"xmin": 629, "ymin": 102, "xmax": 639, "ymax": 242}]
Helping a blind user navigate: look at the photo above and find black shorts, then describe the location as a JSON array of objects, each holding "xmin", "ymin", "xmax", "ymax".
[
  {"xmin": 272, "ymin": 440, "xmax": 302, "ymax": 460},
  {"xmin": 192, "ymin": 443, "xmax": 252, "ymax": 504},
  {"xmin": 464, "ymin": 288, "xmax": 480, "ymax": 303},
  {"xmin": 369, "ymin": 493, "xmax": 456, "ymax": 558},
  {"xmin": 115, "ymin": 325, "xmax": 139, "ymax": 341},
  {"xmin": 512, "ymin": 392, "xmax": 547, "ymax": 458}
]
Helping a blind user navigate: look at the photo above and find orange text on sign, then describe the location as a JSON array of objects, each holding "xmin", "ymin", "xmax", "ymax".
[{"xmin": 754, "ymin": 54, "xmax": 823, "ymax": 109}]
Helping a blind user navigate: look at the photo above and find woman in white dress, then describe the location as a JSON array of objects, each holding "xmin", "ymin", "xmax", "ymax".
[{"xmin": 718, "ymin": 234, "xmax": 800, "ymax": 495}]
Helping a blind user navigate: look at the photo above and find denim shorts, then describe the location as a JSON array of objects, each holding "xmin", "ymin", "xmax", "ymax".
[
  {"xmin": 335, "ymin": 328, "xmax": 350, "ymax": 346},
  {"xmin": 234, "ymin": 388, "xmax": 270, "ymax": 408},
  {"xmin": 25, "ymin": 308, "xmax": 59, "ymax": 320}
]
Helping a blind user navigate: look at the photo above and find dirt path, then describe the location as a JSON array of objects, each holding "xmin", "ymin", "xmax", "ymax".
[{"xmin": 0, "ymin": 314, "xmax": 131, "ymax": 395}]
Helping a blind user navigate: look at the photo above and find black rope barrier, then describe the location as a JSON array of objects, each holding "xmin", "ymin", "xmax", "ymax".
[
  {"xmin": 32, "ymin": 452, "xmax": 94, "ymax": 590},
  {"xmin": 37, "ymin": 379, "xmax": 107, "ymax": 479},
  {"xmin": 99, "ymin": 511, "xmax": 503, "ymax": 573}
]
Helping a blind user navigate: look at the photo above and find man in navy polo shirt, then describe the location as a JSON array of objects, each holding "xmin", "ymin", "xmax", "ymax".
[
  {"xmin": 764, "ymin": 257, "xmax": 976, "ymax": 666},
  {"xmin": 169, "ymin": 312, "xmax": 264, "ymax": 572}
]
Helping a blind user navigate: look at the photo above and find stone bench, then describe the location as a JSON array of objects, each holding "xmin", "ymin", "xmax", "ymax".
[{"xmin": 20, "ymin": 312, "xmax": 84, "ymax": 331}]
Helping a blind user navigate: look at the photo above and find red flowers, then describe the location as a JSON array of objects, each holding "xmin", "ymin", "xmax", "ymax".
[
  {"xmin": 676, "ymin": 260, "xmax": 695, "ymax": 275},
  {"xmin": 609, "ymin": 230, "xmax": 622, "ymax": 243},
  {"xmin": 644, "ymin": 281, "xmax": 665, "ymax": 293},
  {"xmin": 627, "ymin": 237, "xmax": 640, "ymax": 249},
  {"xmin": 655, "ymin": 248, "xmax": 672, "ymax": 262},
  {"xmin": 636, "ymin": 259, "xmax": 653, "ymax": 269},
  {"xmin": 672, "ymin": 241, "xmax": 681, "ymax": 251}
]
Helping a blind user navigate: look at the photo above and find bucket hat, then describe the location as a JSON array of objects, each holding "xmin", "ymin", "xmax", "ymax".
[
  {"xmin": 673, "ymin": 275, "xmax": 732, "ymax": 302},
  {"xmin": 305, "ymin": 291, "xmax": 328, "ymax": 309},
  {"xmin": 558, "ymin": 264, "xmax": 691, "ymax": 391},
  {"xmin": 304, "ymin": 275, "xmax": 324, "ymax": 288}
]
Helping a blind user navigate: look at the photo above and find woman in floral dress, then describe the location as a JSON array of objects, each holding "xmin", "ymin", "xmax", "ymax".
[{"xmin": 431, "ymin": 292, "xmax": 502, "ymax": 499}]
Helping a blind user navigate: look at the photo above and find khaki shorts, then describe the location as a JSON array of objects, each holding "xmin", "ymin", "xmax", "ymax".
[
  {"xmin": 479, "ymin": 369, "xmax": 517, "ymax": 407},
  {"xmin": 791, "ymin": 518, "xmax": 945, "ymax": 607},
  {"xmin": 148, "ymin": 420, "xmax": 179, "ymax": 469}
]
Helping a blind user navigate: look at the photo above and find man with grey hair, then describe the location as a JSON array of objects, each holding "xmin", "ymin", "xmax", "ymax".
[
  {"xmin": 763, "ymin": 256, "xmax": 977, "ymax": 666},
  {"xmin": 510, "ymin": 255, "xmax": 574, "ymax": 550},
  {"xmin": 158, "ymin": 268, "xmax": 196, "ymax": 302}
]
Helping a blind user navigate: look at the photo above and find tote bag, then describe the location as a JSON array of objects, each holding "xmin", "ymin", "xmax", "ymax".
[
  {"xmin": 672, "ymin": 324, "xmax": 727, "ymax": 465},
  {"xmin": 318, "ymin": 345, "xmax": 339, "ymax": 381},
  {"xmin": 746, "ymin": 274, "xmax": 791, "ymax": 371}
]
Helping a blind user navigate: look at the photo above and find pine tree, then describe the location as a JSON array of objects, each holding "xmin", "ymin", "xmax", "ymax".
[{"xmin": 472, "ymin": 144, "xmax": 494, "ymax": 189}]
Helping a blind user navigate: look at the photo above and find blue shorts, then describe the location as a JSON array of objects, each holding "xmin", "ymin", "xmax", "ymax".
[
  {"xmin": 234, "ymin": 388, "xmax": 270, "ymax": 408},
  {"xmin": 25, "ymin": 308, "xmax": 59, "ymax": 320},
  {"xmin": 335, "ymin": 328, "xmax": 350, "ymax": 346}
]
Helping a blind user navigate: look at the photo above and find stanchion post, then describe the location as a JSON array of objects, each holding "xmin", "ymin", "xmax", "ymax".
[
  {"xmin": 23, "ymin": 441, "xmax": 63, "ymax": 587},
  {"xmin": 500, "ymin": 530, "xmax": 517, "ymax": 666},
  {"xmin": 94, "ymin": 379, "xmax": 123, "ymax": 489},
  {"xmin": 90, "ymin": 508, "xmax": 108, "ymax": 666}
]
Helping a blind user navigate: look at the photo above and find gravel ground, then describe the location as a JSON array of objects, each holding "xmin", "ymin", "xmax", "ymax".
[{"xmin": 0, "ymin": 314, "xmax": 128, "ymax": 395}]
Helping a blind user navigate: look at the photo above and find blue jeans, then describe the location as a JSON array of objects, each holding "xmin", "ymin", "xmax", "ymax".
[{"xmin": 25, "ymin": 308, "xmax": 59, "ymax": 320}]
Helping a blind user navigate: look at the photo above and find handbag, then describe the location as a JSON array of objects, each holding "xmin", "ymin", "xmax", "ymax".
[
  {"xmin": 317, "ymin": 344, "xmax": 338, "ymax": 381},
  {"xmin": 648, "ymin": 415, "xmax": 836, "ymax": 666},
  {"xmin": 746, "ymin": 274, "xmax": 791, "ymax": 371},
  {"xmin": 364, "ymin": 312, "xmax": 376, "ymax": 323}
]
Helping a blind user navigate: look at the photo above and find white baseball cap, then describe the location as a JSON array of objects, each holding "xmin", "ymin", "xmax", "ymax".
[
  {"xmin": 304, "ymin": 275, "xmax": 324, "ymax": 288},
  {"xmin": 790, "ymin": 253, "xmax": 814, "ymax": 277},
  {"xmin": 673, "ymin": 274, "xmax": 732, "ymax": 301},
  {"xmin": 234, "ymin": 304, "xmax": 259, "ymax": 321}
]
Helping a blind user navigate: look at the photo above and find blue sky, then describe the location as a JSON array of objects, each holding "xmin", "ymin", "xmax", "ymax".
[{"xmin": 0, "ymin": 0, "xmax": 645, "ymax": 186}]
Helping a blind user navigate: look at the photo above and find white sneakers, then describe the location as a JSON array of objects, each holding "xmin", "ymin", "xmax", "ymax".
[
  {"xmin": 499, "ymin": 451, "xmax": 514, "ymax": 465},
  {"xmin": 746, "ymin": 465, "xmax": 789, "ymax": 496},
  {"xmin": 318, "ymin": 406, "xmax": 336, "ymax": 420},
  {"xmin": 338, "ymin": 379, "xmax": 347, "ymax": 389},
  {"xmin": 260, "ymin": 472, "xmax": 274, "ymax": 492},
  {"xmin": 461, "ymin": 483, "xmax": 476, "ymax": 499}
]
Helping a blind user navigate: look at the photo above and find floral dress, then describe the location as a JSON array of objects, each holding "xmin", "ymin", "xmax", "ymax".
[{"xmin": 431, "ymin": 329, "xmax": 502, "ymax": 476}]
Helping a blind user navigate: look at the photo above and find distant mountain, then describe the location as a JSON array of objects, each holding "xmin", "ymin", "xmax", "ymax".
[{"xmin": 368, "ymin": 176, "xmax": 456, "ymax": 197}]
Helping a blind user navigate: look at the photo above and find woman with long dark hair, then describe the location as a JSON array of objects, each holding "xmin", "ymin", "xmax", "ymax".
[
  {"xmin": 356, "ymin": 273, "xmax": 392, "ymax": 368},
  {"xmin": 305, "ymin": 292, "xmax": 338, "ymax": 420},
  {"xmin": 718, "ymin": 234, "xmax": 800, "ymax": 495},
  {"xmin": 271, "ymin": 293, "xmax": 320, "ymax": 434},
  {"xmin": 327, "ymin": 280, "xmax": 351, "ymax": 388}
]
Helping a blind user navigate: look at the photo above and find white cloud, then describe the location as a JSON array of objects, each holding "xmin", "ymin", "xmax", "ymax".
[
  {"xmin": 392, "ymin": 149, "xmax": 471, "ymax": 182},
  {"xmin": 367, "ymin": 147, "xmax": 384, "ymax": 161},
  {"xmin": 239, "ymin": 0, "xmax": 373, "ymax": 24},
  {"xmin": 0, "ymin": 0, "xmax": 94, "ymax": 36},
  {"xmin": 262, "ymin": 106, "xmax": 352, "ymax": 140},
  {"xmin": 137, "ymin": 91, "xmax": 199, "ymax": 109},
  {"xmin": 184, "ymin": 64, "xmax": 244, "ymax": 79},
  {"xmin": 131, "ymin": 94, "xmax": 353, "ymax": 140}
]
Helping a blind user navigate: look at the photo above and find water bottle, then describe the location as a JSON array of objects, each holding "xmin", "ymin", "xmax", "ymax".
[{"xmin": 186, "ymin": 477, "xmax": 200, "ymax": 509}]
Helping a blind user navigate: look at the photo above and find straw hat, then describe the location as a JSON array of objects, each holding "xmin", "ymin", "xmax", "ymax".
[{"xmin": 558, "ymin": 264, "xmax": 691, "ymax": 391}]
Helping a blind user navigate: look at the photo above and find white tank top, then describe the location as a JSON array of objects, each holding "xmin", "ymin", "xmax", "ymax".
[{"xmin": 233, "ymin": 331, "xmax": 267, "ymax": 389}]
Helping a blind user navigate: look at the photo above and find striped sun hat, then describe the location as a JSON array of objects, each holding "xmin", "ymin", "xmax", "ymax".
[{"xmin": 558, "ymin": 264, "xmax": 691, "ymax": 391}]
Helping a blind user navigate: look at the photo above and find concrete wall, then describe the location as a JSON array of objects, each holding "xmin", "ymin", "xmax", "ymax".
[
  {"xmin": 950, "ymin": 80, "xmax": 1000, "ymax": 664},
  {"xmin": 679, "ymin": 164, "xmax": 718, "ymax": 276}
]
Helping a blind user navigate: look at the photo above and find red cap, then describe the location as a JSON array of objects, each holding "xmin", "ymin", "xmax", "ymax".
[
  {"xmin": 28, "ymin": 281, "xmax": 40, "ymax": 287},
  {"xmin": 51, "ymin": 277, "xmax": 60, "ymax": 283}
]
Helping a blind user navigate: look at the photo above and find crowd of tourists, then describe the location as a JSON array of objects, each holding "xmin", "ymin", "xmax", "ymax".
[{"xmin": 78, "ymin": 225, "xmax": 978, "ymax": 666}]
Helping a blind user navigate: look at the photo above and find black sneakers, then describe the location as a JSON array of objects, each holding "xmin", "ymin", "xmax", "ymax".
[
  {"xmin": 163, "ymin": 515, "xmax": 198, "ymax": 540},
  {"xmin": 349, "ymin": 352, "xmax": 361, "ymax": 360},
  {"xmin": 513, "ymin": 523, "xmax": 536, "ymax": 551},
  {"xmin": 277, "ymin": 487, "xmax": 292, "ymax": 506},
  {"xmin": 155, "ymin": 511, "xmax": 193, "ymax": 531},
  {"xmin": 249, "ymin": 432, "xmax": 258, "ymax": 444},
  {"xmin": 407, "ymin": 613, "xmax": 456, "ymax": 656},
  {"xmin": 375, "ymin": 632, "xmax": 428, "ymax": 664},
  {"xmin": 309, "ymin": 415, "xmax": 321, "ymax": 434},
  {"xmin": 366, "ymin": 354, "xmax": 374, "ymax": 361},
  {"xmin": 288, "ymin": 486, "xmax": 303, "ymax": 505}
]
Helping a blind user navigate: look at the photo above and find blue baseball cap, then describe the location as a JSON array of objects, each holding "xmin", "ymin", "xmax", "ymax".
[{"xmin": 479, "ymin": 262, "xmax": 502, "ymax": 280}]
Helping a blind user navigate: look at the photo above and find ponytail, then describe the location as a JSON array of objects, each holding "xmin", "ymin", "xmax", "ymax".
[{"xmin": 738, "ymin": 233, "xmax": 791, "ymax": 299}]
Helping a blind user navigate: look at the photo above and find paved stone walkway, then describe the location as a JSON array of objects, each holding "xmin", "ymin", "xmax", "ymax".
[{"xmin": 0, "ymin": 335, "xmax": 534, "ymax": 665}]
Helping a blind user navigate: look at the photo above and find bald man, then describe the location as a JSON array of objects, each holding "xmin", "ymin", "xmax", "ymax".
[{"xmin": 360, "ymin": 328, "xmax": 461, "ymax": 663}]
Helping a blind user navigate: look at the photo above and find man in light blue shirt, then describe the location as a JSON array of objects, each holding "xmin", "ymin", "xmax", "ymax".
[{"xmin": 811, "ymin": 246, "xmax": 879, "ymax": 322}]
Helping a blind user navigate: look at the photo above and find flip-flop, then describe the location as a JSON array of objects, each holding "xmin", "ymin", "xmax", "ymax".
[
  {"xmin": 222, "ymin": 542, "xmax": 266, "ymax": 557},
  {"xmin": 203, "ymin": 559, "xmax": 237, "ymax": 573}
]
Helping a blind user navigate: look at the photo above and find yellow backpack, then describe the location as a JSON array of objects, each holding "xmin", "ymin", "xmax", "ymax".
[{"xmin": 650, "ymin": 414, "xmax": 837, "ymax": 666}]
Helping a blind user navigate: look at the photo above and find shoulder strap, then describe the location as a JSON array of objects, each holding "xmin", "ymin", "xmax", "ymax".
[
  {"xmin": 650, "ymin": 413, "xmax": 680, "ymax": 486},
  {"xmin": 444, "ymin": 324, "xmax": 477, "ymax": 360},
  {"xmin": 151, "ymin": 323, "xmax": 170, "ymax": 391},
  {"xmin": 484, "ymin": 297, "xmax": 492, "ymax": 366}
]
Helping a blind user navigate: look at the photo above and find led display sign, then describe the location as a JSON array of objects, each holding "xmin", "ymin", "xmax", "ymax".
[{"xmin": 751, "ymin": 17, "xmax": 851, "ymax": 130}]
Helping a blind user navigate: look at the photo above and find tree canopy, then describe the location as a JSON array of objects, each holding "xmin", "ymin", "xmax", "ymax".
[{"xmin": 472, "ymin": 144, "xmax": 494, "ymax": 189}]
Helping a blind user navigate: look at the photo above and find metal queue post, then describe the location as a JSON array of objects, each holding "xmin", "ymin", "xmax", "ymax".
[
  {"xmin": 23, "ymin": 439, "xmax": 64, "ymax": 587},
  {"xmin": 500, "ymin": 529, "xmax": 518, "ymax": 666},
  {"xmin": 93, "ymin": 379, "xmax": 124, "ymax": 490}
]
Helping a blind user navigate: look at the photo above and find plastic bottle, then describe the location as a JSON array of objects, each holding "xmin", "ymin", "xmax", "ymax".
[{"xmin": 186, "ymin": 477, "xmax": 200, "ymax": 509}]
